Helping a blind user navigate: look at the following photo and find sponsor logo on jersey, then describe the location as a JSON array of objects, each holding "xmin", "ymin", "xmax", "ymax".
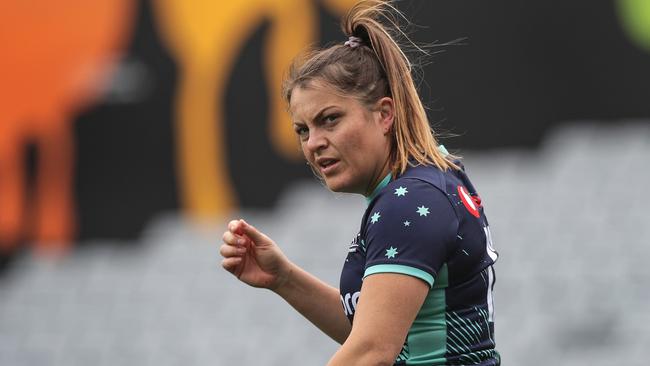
[
  {"xmin": 458, "ymin": 185, "xmax": 481, "ymax": 218},
  {"xmin": 483, "ymin": 225, "xmax": 498, "ymax": 262},
  {"xmin": 340, "ymin": 291, "xmax": 361, "ymax": 316},
  {"xmin": 348, "ymin": 233, "xmax": 361, "ymax": 253}
]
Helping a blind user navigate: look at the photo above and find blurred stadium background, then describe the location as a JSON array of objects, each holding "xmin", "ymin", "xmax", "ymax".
[{"xmin": 1, "ymin": 0, "xmax": 649, "ymax": 365}]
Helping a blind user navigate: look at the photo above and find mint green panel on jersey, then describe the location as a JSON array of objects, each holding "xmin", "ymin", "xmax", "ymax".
[
  {"xmin": 364, "ymin": 264, "xmax": 434, "ymax": 287},
  {"xmin": 404, "ymin": 264, "xmax": 449, "ymax": 365}
]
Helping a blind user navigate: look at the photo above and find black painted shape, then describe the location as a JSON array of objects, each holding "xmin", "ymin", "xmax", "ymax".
[
  {"xmin": 74, "ymin": 0, "xmax": 179, "ymax": 241},
  {"xmin": 226, "ymin": 20, "xmax": 311, "ymax": 209}
]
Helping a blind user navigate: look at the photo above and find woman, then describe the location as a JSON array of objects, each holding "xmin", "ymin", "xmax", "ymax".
[{"xmin": 220, "ymin": 1, "xmax": 500, "ymax": 365}]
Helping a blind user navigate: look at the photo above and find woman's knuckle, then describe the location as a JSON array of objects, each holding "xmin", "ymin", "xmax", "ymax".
[
  {"xmin": 228, "ymin": 220, "xmax": 240, "ymax": 231},
  {"xmin": 219, "ymin": 244, "xmax": 230, "ymax": 256}
]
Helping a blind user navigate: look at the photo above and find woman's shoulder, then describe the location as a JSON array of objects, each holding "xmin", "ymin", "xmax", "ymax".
[
  {"xmin": 363, "ymin": 167, "xmax": 460, "ymax": 238},
  {"xmin": 394, "ymin": 164, "xmax": 465, "ymax": 195},
  {"xmin": 368, "ymin": 166, "xmax": 458, "ymax": 214}
]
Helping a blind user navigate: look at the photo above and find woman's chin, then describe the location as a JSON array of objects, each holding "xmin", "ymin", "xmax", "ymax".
[
  {"xmin": 323, "ymin": 176, "xmax": 344, "ymax": 192},
  {"xmin": 323, "ymin": 178, "xmax": 361, "ymax": 195},
  {"xmin": 323, "ymin": 180, "xmax": 343, "ymax": 192}
]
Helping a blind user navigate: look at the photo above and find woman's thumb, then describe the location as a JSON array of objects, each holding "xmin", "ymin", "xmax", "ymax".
[{"xmin": 240, "ymin": 220, "xmax": 269, "ymax": 246}]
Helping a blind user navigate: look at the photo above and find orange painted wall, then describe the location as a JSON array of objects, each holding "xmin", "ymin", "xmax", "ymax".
[{"xmin": 0, "ymin": 0, "xmax": 136, "ymax": 254}]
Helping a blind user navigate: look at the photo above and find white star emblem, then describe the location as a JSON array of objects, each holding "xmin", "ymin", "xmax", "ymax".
[
  {"xmin": 385, "ymin": 246, "xmax": 399, "ymax": 259},
  {"xmin": 416, "ymin": 206, "xmax": 430, "ymax": 217},
  {"xmin": 394, "ymin": 186, "xmax": 408, "ymax": 197},
  {"xmin": 403, "ymin": 221, "xmax": 410, "ymax": 227},
  {"xmin": 370, "ymin": 212, "xmax": 381, "ymax": 224}
]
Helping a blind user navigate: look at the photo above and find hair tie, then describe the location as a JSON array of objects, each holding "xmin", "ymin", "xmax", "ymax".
[{"xmin": 344, "ymin": 36, "xmax": 363, "ymax": 48}]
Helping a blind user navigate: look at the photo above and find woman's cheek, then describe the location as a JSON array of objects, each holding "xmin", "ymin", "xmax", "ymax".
[{"xmin": 300, "ymin": 143, "xmax": 311, "ymax": 161}]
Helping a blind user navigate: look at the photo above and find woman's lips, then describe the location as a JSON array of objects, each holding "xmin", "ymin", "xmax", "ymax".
[{"xmin": 319, "ymin": 159, "xmax": 340, "ymax": 175}]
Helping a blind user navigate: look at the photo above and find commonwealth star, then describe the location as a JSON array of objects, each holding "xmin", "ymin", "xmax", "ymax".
[
  {"xmin": 394, "ymin": 186, "xmax": 408, "ymax": 197},
  {"xmin": 416, "ymin": 205, "xmax": 430, "ymax": 217},
  {"xmin": 385, "ymin": 246, "xmax": 399, "ymax": 259}
]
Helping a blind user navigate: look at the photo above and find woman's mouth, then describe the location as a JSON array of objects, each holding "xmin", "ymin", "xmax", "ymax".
[{"xmin": 317, "ymin": 158, "xmax": 339, "ymax": 175}]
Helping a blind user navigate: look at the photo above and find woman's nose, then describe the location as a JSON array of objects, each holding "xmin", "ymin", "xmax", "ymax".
[{"xmin": 306, "ymin": 129, "xmax": 328, "ymax": 152}]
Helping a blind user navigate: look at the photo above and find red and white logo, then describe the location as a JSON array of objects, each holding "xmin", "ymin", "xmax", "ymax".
[{"xmin": 458, "ymin": 185, "xmax": 481, "ymax": 218}]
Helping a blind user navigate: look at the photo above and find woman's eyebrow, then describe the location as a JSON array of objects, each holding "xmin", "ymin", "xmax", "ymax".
[
  {"xmin": 311, "ymin": 105, "xmax": 337, "ymax": 122},
  {"xmin": 292, "ymin": 105, "xmax": 337, "ymax": 125}
]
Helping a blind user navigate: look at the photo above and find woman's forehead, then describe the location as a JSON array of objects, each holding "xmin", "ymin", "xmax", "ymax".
[{"xmin": 289, "ymin": 85, "xmax": 346, "ymax": 119}]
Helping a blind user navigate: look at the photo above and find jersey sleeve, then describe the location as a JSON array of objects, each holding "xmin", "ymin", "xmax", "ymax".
[{"xmin": 362, "ymin": 178, "xmax": 459, "ymax": 288}]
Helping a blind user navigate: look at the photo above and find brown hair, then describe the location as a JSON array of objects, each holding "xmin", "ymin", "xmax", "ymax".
[{"xmin": 283, "ymin": 0, "xmax": 458, "ymax": 176}]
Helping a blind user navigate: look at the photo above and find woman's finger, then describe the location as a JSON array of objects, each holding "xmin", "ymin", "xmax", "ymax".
[
  {"xmin": 222, "ymin": 230, "xmax": 238, "ymax": 245},
  {"xmin": 222, "ymin": 230, "xmax": 247, "ymax": 246},
  {"xmin": 228, "ymin": 219, "xmax": 245, "ymax": 235},
  {"xmin": 222, "ymin": 256, "xmax": 242, "ymax": 273},
  {"xmin": 219, "ymin": 243, "xmax": 246, "ymax": 258}
]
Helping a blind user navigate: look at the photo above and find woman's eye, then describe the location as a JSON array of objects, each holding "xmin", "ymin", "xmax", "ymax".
[
  {"xmin": 323, "ymin": 114, "xmax": 339, "ymax": 124},
  {"xmin": 294, "ymin": 126, "xmax": 309, "ymax": 139}
]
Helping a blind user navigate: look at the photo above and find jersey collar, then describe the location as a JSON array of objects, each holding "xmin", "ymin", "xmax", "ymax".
[
  {"xmin": 363, "ymin": 146, "xmax": 447, "ymax": 204},
  {"xmin": 438, "ymin": 144, "xmax": 449, "ymax": 156},
  {"xmin": 365, "ymin": 173, "xmax": 392, "ymax": 204}
]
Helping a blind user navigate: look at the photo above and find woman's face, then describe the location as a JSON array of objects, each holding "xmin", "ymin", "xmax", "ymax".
[{"xmin": 289, "ymin": 83, "xmax": 394, "ymax": 195}]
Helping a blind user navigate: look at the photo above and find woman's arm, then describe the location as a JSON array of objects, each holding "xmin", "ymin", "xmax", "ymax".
[
  {"xmin": 273, "ymin": 263, "xmax": 352, "ymax": 344},
  {"xmin": 326, "ymin": 273, "xmax": 430, "ymax": 366},
  {"xmin": 221, "ymin": 219, "xmax": 351, "ymax": 344}
]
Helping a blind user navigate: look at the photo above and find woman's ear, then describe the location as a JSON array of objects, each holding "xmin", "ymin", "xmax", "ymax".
[{"xmin": 376, "ymin": 97, "xmax": 395, "ymax": 134}]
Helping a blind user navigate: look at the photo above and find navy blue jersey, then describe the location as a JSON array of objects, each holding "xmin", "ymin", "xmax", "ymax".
[{"xmin": 340, "ymin": 163, "xmax": 500, "ymax": 365}]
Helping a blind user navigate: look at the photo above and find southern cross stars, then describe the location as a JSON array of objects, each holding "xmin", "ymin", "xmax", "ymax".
[
  {"xmin": 385, "ymin": 246, "xmax": 399, "ymax": 259},
  {"xmin": 403, "ymin": 220, "xmax": 410, "ymax": 227},
  {"xmin": 416, "ymin": 205, "xmax": 430, "ymax": 217},
  {"xmin": 394, "ymin": 186, "xmax": 408, "ymax": 197},
  {"xmin": 370, "ymin": 212, "xmax": 381, "ymax": 224}
]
